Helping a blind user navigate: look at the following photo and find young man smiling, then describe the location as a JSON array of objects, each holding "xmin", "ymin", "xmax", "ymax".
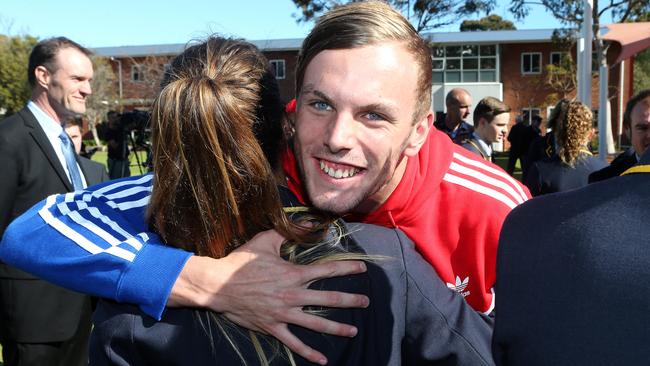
[{"xmin": 1, "ymin": 2, "xmax": 529, "ymax": 363}]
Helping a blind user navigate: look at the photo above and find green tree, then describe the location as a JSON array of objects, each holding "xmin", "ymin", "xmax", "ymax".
[
  {"xmin": 460, "ymin": 14, "xmax": 516, "ymax": 31},
  {"xmin": 291, "ymin": 0, "xmax": 497, "ymax": 33},
  {"xmin": 508, "ymin": 0, "xmax": 650, "ymax": 79},
  {"xmin": 0, "ymin": 34, "xmax": 38, "ymax": 117},
  {"xmin": 509, "ymin": 0, "xmax": 650, "ymax": 152},
  {"xmin": 632, "ymin": 11, "xmax": 650, "ymax": 93}
]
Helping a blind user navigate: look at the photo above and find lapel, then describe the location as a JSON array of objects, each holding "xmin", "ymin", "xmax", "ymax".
[
  {"xmin": 467, "ymin": 138, "xmax": 491, "ymax": 162},
  {"xmin": 19, "ymin": 108, "xmax": 74, "ymax": 191},
  {"xmin": 76, "ymin": 156, "xmax": 93, "ymax": 185}
]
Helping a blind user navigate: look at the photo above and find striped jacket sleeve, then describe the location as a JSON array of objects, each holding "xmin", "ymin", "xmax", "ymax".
[{"xmin": 0, "ymin": 174, "xmax": 192, "ymax": 320}]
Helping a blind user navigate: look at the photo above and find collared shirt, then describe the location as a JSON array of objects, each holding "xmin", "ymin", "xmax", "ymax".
[
  {"xmin": 27, "ymin": 101, "xmax": 87, "ymax": 188},
  {"xmin": 473, "ymin": 133, "xmax": 493, "ymax": 158}
]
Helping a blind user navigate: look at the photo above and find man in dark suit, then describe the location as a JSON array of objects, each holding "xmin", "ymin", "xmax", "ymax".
[
  {"xmin": 65, "ymin": 118, "xmax": 110, "ymax": 184},
  {"xmin": 507, "ymin": 115, "xmax": 541, "ymax": 176},
  {"xmin": 493, "ymin": 148, "xmax": 650, "ymax": 365},
  {"xmin": 0, "ymin": 37, "xmax": 95, "ymax": 366},
  {"xmin": 588, "ymin": 89, "xmax": 650, "ymax": 183},
  {"xmin": 461, "ymin": 96, "xmax": 510, "ymax": 162}
]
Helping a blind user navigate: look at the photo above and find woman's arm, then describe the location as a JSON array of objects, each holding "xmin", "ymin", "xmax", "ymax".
[{"xmin": 0, "ymin": 174, "xmax": 368, "ymax": 364}]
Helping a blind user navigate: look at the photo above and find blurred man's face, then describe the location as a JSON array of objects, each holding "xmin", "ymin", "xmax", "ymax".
[
  {"xmin": 64, "ymin": 124, "xmax": 83, "ymax": 154},
  {"xmin": 447, "ymin": 92, "xmax": 472, "ymax": 126},
  {"xmin": 43, "ymin": 47, "xmax": 93, "ymax": 117},
  {"xmin": 294, "ymin": 42, "xmax": 431, "ymax": 215},
  {"xmin": 630, "ymin": 96, "xmax": 650, "ymax": 157},
  {"xmin": 480, "ymin": 113, "xmax": 509, "ymax": 144}
]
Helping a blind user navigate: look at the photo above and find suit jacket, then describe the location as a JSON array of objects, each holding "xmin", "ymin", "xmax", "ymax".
[
  {"xmin": 493, "ymin": 150, "xmax": 650, "ymax": 365},
  {"xmin": 587, "ymin": 148, "xmax": 637, "ymax": 183},
  {"xmin": 524, "ymin": 154, "xmax": 607, "ymax": 196},
  {"xmin": 91, "ymin": 223, "xmax": 494, "ymax": 366},
  {"xmin": 0, "ymin": 107, "xmax": 99, "ymax": 342},
  {"xmin": 79, "ymin": 156, "xmax": 110, "ymax": 187},
  {"xmin": 522, "ymin": 133, "xmax": 554, "ymax": 180},
  {"xmin": 509, "ymin": 124, "xmax": 539, "ymax": 156},
  {"xmin": 462, "ymin": 136, "xmax": 491, "ymax": 162}
]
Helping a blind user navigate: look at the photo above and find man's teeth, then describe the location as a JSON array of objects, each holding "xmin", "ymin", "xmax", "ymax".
[{"xmin": 320, "ymin": 161, "xmax": 359, "ymax": 179}]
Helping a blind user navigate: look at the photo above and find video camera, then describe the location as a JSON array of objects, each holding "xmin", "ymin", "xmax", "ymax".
[{"xmin": 112, "ymin": 110, "xmax": 150, "ymax": 147}]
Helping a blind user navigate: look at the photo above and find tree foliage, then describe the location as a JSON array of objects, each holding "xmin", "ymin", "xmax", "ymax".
[
  {"xmin": 509, "ymin": 0, "xmax": 649, "ymax": 26},
  {"xmin": 460, "ymin": 14, "xmax": 516, "ymax": 31},
  {"xmin": 291, "ymin": 0, "xmax": 497, "ymax": 32},
  {"xmin": 634, "ymin": 48, "xmax": 650, "ymax": 93},
  {"xmin": 0, "ymin": 34, "xmax": 38, "ymax": 117},
  {"xmin": 85, "ymin": 56, "xmax": 119, "ymax": 146}
]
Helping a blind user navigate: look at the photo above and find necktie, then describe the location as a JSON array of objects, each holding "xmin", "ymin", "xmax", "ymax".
[{"xmin": 59, "ymin": 131, "xmax": 84, "ymax": 190}]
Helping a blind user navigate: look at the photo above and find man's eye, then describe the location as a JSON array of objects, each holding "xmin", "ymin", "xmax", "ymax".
[
  {"xmin": 312, "ymin": 101, "xmax": 331, "ymax": 111},
  {"xmin": 365, "ymin": 112, "xmax": 384, "ymax": 121}
]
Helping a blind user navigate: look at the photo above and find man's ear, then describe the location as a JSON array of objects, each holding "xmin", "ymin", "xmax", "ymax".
[
  {"xmin": 34, "ymin": 65, "xmax": 50, "ymax": 89},
  {"xmin": 404, "ymin": 110, "xmax": 433, "ymax": 157},
  {"xmin": 624, "ymin": 125, "xmax": 631, "ymax": 140}
]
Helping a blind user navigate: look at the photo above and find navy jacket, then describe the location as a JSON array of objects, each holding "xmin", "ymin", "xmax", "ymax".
[
  {"xmin": 524, "ymin": 154, "xmax": 607, "ymax": 196},
  {"xmin": 587, "ymin": 148, "xmax": 637, "ymax": 183},
  {"xmin": 91, "ymin": 222, "xmax": 494, "ymax": 366},
  {"xmin": 493, "ymin": 150, "xmax": 650, "ymax": 365}
]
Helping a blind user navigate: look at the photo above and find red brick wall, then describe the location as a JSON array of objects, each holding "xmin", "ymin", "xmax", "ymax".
[
  {"xmin": 264, "ymin": 50, "xmax": 299, "ymax": 103},
  {"xmin": 501, "ymin": 42, "xmax": 633, "ymax": 147}
]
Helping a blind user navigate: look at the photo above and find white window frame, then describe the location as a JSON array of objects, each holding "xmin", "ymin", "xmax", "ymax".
[
  {"xmin": 521, "ymin": 52, "xmax": 542, "ymax": 75},
  {"xmin": 131, "ymin": 65, "xmax": 145, "ymax": 82},
  {"xmin": 431, "ymin": 44, "xmax": 499, "ymax": 84},
  {"xmin": 270, "ymin": 59, "xmax": 286, "ymax": 80},
  {"xmin": 549, "ymin": 52, "xmax": 562, "ymax": 66}
]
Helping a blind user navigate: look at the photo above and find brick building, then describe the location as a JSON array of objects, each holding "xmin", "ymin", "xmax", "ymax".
[{"xmin": 93, "ymin": 29, "xmax": 636, "ymax": 149}]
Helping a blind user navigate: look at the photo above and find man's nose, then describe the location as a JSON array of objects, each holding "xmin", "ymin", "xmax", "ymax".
[
  {"xmin": 324, "ymin": 113, "xmax": 355, "ymax": 153},
  {"xmin": 80, "ymin": 80, "xmax": 92, "ymax": 96}
]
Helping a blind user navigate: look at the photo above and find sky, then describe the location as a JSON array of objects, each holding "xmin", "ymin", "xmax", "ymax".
[{"xmin": 0, "ymin": 0, "xmax": 568, "ymax": 48}]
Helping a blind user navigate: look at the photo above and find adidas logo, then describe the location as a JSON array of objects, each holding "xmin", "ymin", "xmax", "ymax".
[{"xmin": 446, "ymin": 276, "xmax": 470, "ymax": 297}]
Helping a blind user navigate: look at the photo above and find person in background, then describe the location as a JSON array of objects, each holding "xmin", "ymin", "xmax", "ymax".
[
  {"xmin": 524, "ymin": 100, "xmax": 606, "ymax": 196},
  {"xmin": 508, "ymin": 115, "xmax": 542, "ymax": 176},
  {"xmin": 102, "ymin": 110, "xmax": 131, "ymax": 179},
  {"xmin": 0, "ymin": 36, "xmax": 94, "ymax": 366},
  {"xmin": 434, "ymin": 88, "xmax": 474, "ymax": 144},
  {"xmin": 64, "ymin": 117, "xmax": 109, "ymax": 183},
  {"xmin": 462, "ymin": 96, "xmax": 510, "ymax": 162},
  {"xmin": 588, "ymin": 89, "xmax": 650, "ymax": 183},
  {"xmin": 493, "ymin": 145, "xmax": 650, "ymax": 366}
]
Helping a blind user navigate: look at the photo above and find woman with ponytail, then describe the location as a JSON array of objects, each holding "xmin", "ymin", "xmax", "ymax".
[
  {"xmin": 524, "ymin": 99, "xmax": 607, "ymax": 196},
  {"xmin": 88, "ymin": 36, "xmax": 492, "ymax": 366}
]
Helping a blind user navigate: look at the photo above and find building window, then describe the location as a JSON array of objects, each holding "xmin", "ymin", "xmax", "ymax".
[
  {"xmin": 522, "ymin": 107, "xmax": 541, "ymax": 125},
  {"xmin": 431, "ymin": 44, "xmax": 498, "ymax": 84},
  {"xmin": 131, "ymin": 65, "xmax": 145, "ymax": 82},
  {"xmin": 549, "ymin": 52, "xmax": 569, "ymax": 67},
  {"xmin": 521, "ymin": 52, "xmax": 542, "ymax": 74},
  {"xmin": 270, "ymin": 59, "xmax": 285, "ymax": 80}
]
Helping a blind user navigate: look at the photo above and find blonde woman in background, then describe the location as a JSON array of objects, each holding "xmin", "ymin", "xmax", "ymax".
[{"xmin": 524, "ymin": 100, "xmax": 607, "ymax": 196}]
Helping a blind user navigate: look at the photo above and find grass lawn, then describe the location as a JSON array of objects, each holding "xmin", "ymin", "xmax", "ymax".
[
  {"xmin": 91, "ymin": 150, "xmax": 150, "ymax": 177},
  {"xmin": 493, "ymin": 153, "xmax": 523, "ymax": 182}
]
